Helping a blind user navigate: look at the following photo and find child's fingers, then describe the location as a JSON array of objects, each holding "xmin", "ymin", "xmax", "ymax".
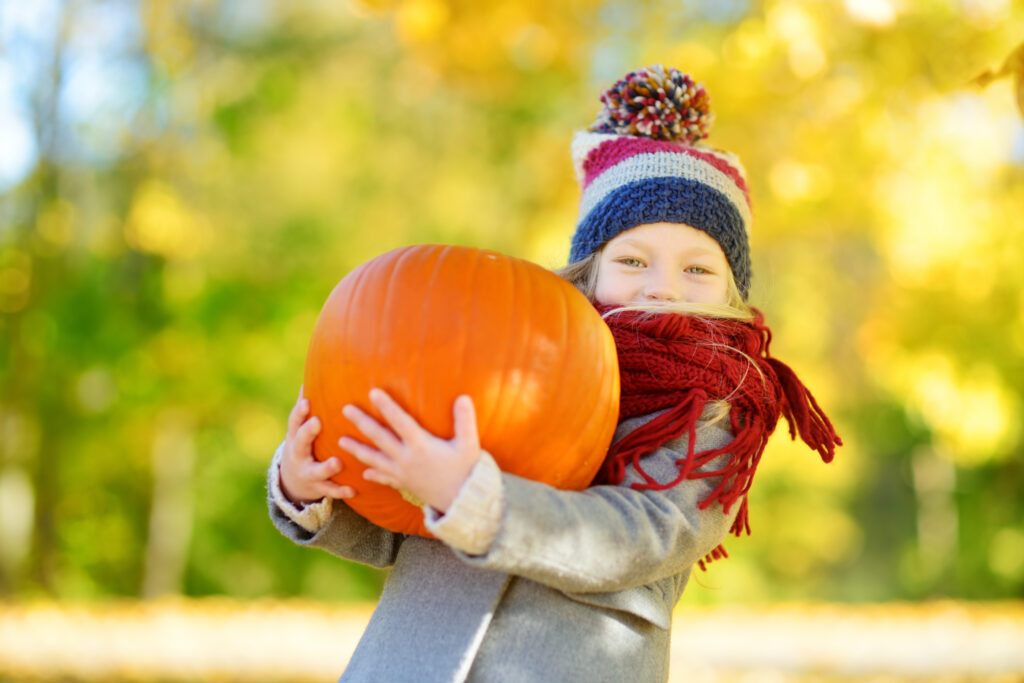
[
  {"xmin": 368, "ymin": 389, "xmax": 424, "ymax": 446},
  {"xmin": 287, "ymin": 398, "xmax": 310, "ymax": 440},
  {"xmin": 338, "ymin": 436, "xmax": 395, "ymax": 473},
  {"xmin": 338, "ymin": 438, "xmax": 405, "ymax": 490},
  {"xmin": 294, "ymin": 415, "xmax": 321, "ymax": 451},
  {"xmin": 453, "ymin": 395, "xmax": 479, "ymax": 449},
  {"xmin": 306, "ymin": 458, "xmax": 354, "ymax": 499},
  {"xmin": 307, "ymin": 456, "xmax": 342, "ymax": 480},
  {"xmin": 361, "ymin": 468, "xmax": 400, "ymax": 488},
  {"xmin": 342, "ymin": 404, "xmax": 402, "ymax": 454},
  {"xmin": 318, "ymin": 481, "xmax": 355, "ymax": 499}
]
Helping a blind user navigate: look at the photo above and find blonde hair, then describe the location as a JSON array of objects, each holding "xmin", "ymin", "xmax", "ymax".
[{"xmin": 555, "ymin": 249, "xmax": 760, "ymax": 427}]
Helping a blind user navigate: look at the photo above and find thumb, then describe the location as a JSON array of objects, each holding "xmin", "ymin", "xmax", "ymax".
[{"xmin": 453, "ymin": 395, "xmax": 479, "ymax": 450}]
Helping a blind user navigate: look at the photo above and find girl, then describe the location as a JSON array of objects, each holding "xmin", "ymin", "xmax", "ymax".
[{"xmin": 268, "ymin": 65, "xmax": 840, "ymax": 682}]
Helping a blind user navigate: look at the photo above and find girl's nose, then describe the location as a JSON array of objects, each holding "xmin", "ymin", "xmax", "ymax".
[
  {"xmin": 643, "ymin": 272, "xmax": 681, "ymax": 301},
  {"xmin": 644, "ymin": 288, "xmax": 676, "ymax": 301}
]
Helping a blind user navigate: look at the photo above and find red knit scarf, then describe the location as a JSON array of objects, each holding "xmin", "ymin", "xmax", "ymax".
[{"xmin": 593, "ymin": 304, "xmax": 841, "ymax": 568}]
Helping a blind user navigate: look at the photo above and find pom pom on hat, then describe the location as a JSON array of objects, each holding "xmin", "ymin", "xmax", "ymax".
[
  {"xmin": 569, "ymin": 65, "xmax": 754, "ymax": 298},
  {"xmin": 590, "ymin": 65, "xmax": 714, "ymax": 144}
]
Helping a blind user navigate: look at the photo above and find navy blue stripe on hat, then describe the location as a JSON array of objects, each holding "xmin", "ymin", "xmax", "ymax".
[{"xmin": 569, "ymin": 177, "xmax": 751, "ymax": 298}]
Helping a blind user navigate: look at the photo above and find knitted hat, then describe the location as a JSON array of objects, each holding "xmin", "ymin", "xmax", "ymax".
[{"xmin": 569, "ymin": 65, "xmax": 754, "ymax": 298}]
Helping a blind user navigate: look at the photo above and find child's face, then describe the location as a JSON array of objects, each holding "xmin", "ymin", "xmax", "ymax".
[{"xmin": 594, "ymin": 222, "xmax": 731, "ymax": 307}]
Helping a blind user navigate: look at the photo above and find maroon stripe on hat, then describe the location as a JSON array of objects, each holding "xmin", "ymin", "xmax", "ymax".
[{"xmin": 582, "ymin": 137, "xmax": 750, "ymax": 205}]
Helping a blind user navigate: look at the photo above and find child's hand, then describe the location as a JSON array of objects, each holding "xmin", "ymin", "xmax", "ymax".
[
  {"xmin": 339, "ymin": 388, "xmax": 481, "ymax": 513},
  {"xmin": 280, "ymin": 391, "xmax": 356, "ymax": 504}
]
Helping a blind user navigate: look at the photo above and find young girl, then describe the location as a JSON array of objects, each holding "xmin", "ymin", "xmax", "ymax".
[{"xmin": 268, "ymin": 65, "xmax": 840, "ymax": 682}]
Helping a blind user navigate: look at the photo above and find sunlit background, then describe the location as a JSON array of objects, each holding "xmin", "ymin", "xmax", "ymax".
[{"xmin": 1, "ymin": 0, "xmax": 1022, "ymax": 680}]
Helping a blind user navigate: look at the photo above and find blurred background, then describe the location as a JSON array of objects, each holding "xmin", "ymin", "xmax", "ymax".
[{"xmin": 1, "ymin": 0, "xmax": 1022, "ymax": 680}]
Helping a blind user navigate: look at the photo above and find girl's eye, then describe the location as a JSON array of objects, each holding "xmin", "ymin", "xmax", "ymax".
[
  {"xmin": 616, "ymin": 257, "xmax": 645, "ymax": 268},
  {"xmin": 685, "ymin": 265, "xmax": 713, "ymax": 275}
]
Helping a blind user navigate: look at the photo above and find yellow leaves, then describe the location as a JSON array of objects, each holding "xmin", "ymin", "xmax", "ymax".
[
  {"xmin": 719, "ymin": 5, "xmax": 828, "ymax": 78},
  {"xmin": 427, "ymin": 167, "xmax": 500, "ymax": 235},
  {"xmin": 148, "ymin": 326, "xmax": 202, "ymax": 378},
  {"xmin": 767, "ymin": 3, "xmax": 827, "ymax": 79},
  {"xmin": 769, "ymin": 158, "xmax": 833, "ymax": 203},
  {"xmin": 875, "ymin": 168, "xmax": 984, "ymax": 288},
  {"xmin": 762, "ymin": 497, "xmax": 863, "ymax": 577},
  {"xmin": 252, "ymin": 112, "xmax": 350, "ymax": 211},
  {"xmin": 971, "ymin": 39, "xmax": 1024, "ymax": 119},
  {"xmin": 74, "ymin": 367, "xmax": 118, "ymax": 415},
  {"xmin": 763, "ymin": 430, "xmax": 857, "ymax": 491},
  {"xmin": 162, "ymin": 262, "xmax": 207, "ymax": 308},
  {"xmin": 961, "ymin": 0, "xmax": 1015, "ymax": 27},
  {"xmin": 842, "ymin": 0, "xmax": 898, "ymax": 28},
  {"xmin": 36, "ymin": 199, "xmax": 76, "ymax": 250},
  {"xmin": 918, "ymin": 369, "xmax": 1017, "ymax": 465},
  {"xmin": 523, "ymin": 203, "xmax": 577, "ymax": 268},
  {"xmin": 662, "ymin": 42, "xmax": 718, "ymax": 78},
  {"xmin": 395, "ymin": 0, "xmax": 450, "ymax": 44},
  {"xmin": 504, "ymin": 23, "xmax": 558, "ymax": 72},
  {"xmin": 357, "ymin": 0, "xmax": 593, "ymax": 82},
  {"xmin": 750, "ymin": 412, "xmax": 863, "ymax": 581},
  {"xmin": 874, "ymin": 351, "xmax": 1020, "ymax": 466},
  {"xmin": 352, "ymin": 0, "xmax": 399, "ymax": 12},
  {"xmin": 125, "ymin": 180, "xmax": 207, "ymax": 260},
  {"xmin": 233, "ymin": 404, "xmax": 284, "ymax": 462},
  {"xmin": 870, "ymin": 93, "xmax": 1015, "ymax": 288},
  {"xmin": 723, "ymin": 18, "xmax": 776, "ymax": 68},
  {"xmin": 0, "ymin": 248, "xmax": 32, "ymax": 313},
  {"xmin": 139, "ymin": 0, "xmax": 196, "ymax": 75},
  {"xmin": 989, "ymin": 527, "xmax": 1024, "ymax": 580}
]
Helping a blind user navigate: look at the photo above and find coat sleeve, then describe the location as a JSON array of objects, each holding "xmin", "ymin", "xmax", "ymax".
[
  {"xmin": 452, "ymin": 416, "xmax": 741, "ymax": 593},
  {"xmin": 266, "ymin": 448, "xmax": 406, "ymax": 569}
]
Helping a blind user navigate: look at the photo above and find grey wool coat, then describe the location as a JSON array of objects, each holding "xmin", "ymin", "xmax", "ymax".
[{"xmin": 268, "ymin": 412, "xmax": 739, "ymax": 683}]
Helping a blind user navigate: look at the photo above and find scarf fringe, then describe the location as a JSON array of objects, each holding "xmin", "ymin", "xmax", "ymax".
[
  {"xmin": 766, "ymin": 357, "xmax": 842, "ymax": 463},
  {"xmin": 698, "ymin": 543, "xmax": 729, "ymax": 572},
  {"xmin": 595, "ymin": 306, "xmax": 841, "ymax": 571},
  {"xmin": 620, "ymin": 402, "xmax": 768, "ymax": 539},
  {"xmin": 597, "ymin": 391, "xmax": 708, "ymax": 488}
]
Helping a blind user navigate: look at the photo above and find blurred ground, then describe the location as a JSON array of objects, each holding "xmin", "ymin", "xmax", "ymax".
[{"xmin": 0, "ymin": 600, "xmax": 1022, "ymax": 682}]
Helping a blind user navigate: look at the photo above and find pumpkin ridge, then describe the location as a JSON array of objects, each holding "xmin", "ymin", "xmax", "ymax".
[
  {"xmin": 551, "ymin": 281, "xmax": 580, "ymax": 484},
  {"xmin": 455, "ymin": 246, "xmax": 482, "ymax": 429},
  {"xmin": 474, "ymin": 250, "xmax": 512, "ymax": 440},
  {"xmin": 579, "ymin": 300, "xmax": 610, "ymax": 479},
  {"xmin": 496, "ymin": 254, "xmax": 531, "ymax": 463},
  {"xmin": 414, "ymin": 245, "xmax": 449, "ymax": 433},
  {"xmin": 396, "ymin": 246, "xmax": 429, "ymax": 412},
  {"xmin": 375, "ymin": 247, "xmax": 422, "ymax": 531},
  {"xmin": 487, "ymin": 252, "xmax": 520, "ymax": 461},
  {"xmin": 523, "ymin": 266, "xmax": 570, "ymax": 479}
]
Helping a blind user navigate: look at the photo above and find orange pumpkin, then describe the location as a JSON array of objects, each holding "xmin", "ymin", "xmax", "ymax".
[{"xmin": 303, "ymin": 244, "xmax": 620, "ymax": 536}]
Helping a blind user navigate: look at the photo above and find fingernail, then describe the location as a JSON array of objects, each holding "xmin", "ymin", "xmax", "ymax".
[{"xmin": 311, "ymin": 417, "xmax": 321, "ymax": 431}]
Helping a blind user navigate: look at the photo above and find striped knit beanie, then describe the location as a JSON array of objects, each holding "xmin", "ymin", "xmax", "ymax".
[{"xmin": 569, "ymin": 65, "xmax": 754, "ymax": 298}]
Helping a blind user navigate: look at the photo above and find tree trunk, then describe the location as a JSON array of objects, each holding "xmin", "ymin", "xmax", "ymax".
[{"xmin": 142, "ymin": 411, "xmax": 195, "ymax": 598}]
